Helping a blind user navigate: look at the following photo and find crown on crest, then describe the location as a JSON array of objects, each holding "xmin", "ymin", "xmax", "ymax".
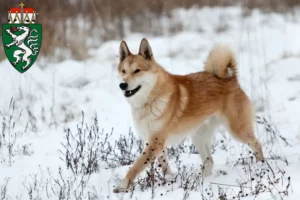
[{"xmin": 8, "ymin": 2, "xmax": 36, "ymax": 24}]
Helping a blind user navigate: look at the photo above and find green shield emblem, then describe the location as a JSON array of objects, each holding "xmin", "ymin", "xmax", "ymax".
[{"xmin": 2, "ymin": 24, "xmax": 42, "ymax": 73}]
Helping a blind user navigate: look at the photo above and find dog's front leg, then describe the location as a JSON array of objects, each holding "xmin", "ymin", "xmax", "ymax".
[
  {"xmin": 158, "ymin": 149, "xmax": 173, "ymax": 177},
  {"xmin": 113, "ymin": 135, "xmax": 164, "ymax": 193}
]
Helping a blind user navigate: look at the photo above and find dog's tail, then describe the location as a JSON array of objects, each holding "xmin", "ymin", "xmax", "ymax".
[{"xmin": 204, "ymin": 44, "xmax": 237, "ymax": 79}]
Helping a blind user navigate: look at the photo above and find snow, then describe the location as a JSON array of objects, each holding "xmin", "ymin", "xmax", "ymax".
[{"xmin": 0, "ymin": 6, "xmax": 300, "ymax": 199}]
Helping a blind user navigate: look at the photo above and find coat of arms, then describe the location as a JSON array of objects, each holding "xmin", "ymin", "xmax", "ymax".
[{"xmin": 2, "ymin": 2, "xmax": 42, "ymax": 73}]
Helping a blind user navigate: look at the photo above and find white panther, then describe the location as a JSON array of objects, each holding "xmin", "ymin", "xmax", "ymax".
[{"xmin": 5, "ymin": 26, "xmax": 38, "ymax": 69}]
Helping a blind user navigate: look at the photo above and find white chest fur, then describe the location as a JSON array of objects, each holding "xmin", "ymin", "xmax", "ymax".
[
  {"xmin": 133, "ymin": 116, "xmax": 161, "ymax": 142},
  {"xmin": 131, "ymin": 96, "xmax": 169, "ymax": 142}
]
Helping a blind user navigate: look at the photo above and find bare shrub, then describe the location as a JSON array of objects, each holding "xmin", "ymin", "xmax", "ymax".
[
  {"xmin": 22, "ymin": 167, "xmax": 98, "ymax": 200},
  {"xmin": 256, "ymin": 116, "xmax": 291, "ymax": 146},
  {"xmin": 23, "ymin": 173, "xmax": 46, "ymax": 200},
  {"xmin": 60, "ymin": 111, "xmax": 145, "ymax": 175},
  {"xmin": 0, "ymin": 98, "xmax": 32, "ymax": 166},
  {"xmin": 127, "ymin": 158, "xmax": 203, "ymax": 200},
  {"xmin": 51, "ymin": 167, "xmax": 98, "ymax": 200},
  {"xmin": 213, "ymin": 161, "xmax": 292, "ymax": 199},
  {"xmin": 0, "ymin": 110, "xmax": 290, "ymax": 199},
  {"xmin": 0, "ymin": 178, "xmax": 10, "ymax": 200},
  {"xmin": 60, "ymin": 112, "xmax": 103, "ymax": 175}
]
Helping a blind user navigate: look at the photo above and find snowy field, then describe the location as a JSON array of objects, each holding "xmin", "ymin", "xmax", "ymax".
[{"xmin": 0, "ymin": 7, "xmax": 300, "ymax": 199}]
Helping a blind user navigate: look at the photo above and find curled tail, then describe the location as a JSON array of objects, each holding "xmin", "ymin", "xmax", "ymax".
[{"xmin": 204, "ymin": 44, "xmax": 237, "ymax": 79}]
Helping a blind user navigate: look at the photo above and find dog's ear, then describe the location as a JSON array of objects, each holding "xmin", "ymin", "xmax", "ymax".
[
  {"xmin": 139, "ymin": 38, "xmax": 153, "ymax": 60},
  {"xmin": 119, "ymin": 41, "xmax": 131, "ymax": 62}
]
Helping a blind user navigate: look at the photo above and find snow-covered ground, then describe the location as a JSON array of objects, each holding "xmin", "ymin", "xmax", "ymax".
[{"xmin": 0, "ymin": 7, "xmax": 300, "ymax": 199}]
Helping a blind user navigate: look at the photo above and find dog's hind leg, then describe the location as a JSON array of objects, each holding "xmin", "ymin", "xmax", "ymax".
[
  {"xmin": 223, "ymin": 91, "xmax": 264, "ymax": 161},
  {"xmin": 226, "ymin": 122, "xmax": 264, "ymax": 161},
  {"xmin": 191, "ymin": 118, "xmax": 217, "ymax": 177}
]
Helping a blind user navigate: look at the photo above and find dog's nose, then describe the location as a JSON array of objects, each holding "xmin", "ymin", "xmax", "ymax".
[{"xmin": 119, "ymin": 82, "xmax": 128, "ymax": 90}]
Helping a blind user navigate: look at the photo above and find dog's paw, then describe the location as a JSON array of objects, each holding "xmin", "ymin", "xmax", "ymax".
[
  {"xmin": 113, "ymin": 177, "xmax": 132, "ymax": 193},
  {"xmin": 163, "ymin": 168, "xmax": 175, "ymax": 180},
  {"xmin": 255, "ymin": 154, "xmax": 264, "ymax": 162},
  {"xmin": 202, "ymin": 167, "xmax": 212, "ymax": 178},
  {"xmin": 113, "ymin": 187, "xmax": 128, "ymax": 193},
  {"xmin": 201, "ymin": 159, "xmax": 214, "ymax": 178}
]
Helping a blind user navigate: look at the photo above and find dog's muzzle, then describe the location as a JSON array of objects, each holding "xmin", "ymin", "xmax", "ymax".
[{"xmin": 123, "ymin": 85, "xmax": 141, "ymax": 97}]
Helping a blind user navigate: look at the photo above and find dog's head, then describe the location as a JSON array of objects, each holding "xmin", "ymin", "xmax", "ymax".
[{"xmin": 118, "ymin": 38, "xmax": 158, "ymax": 105}]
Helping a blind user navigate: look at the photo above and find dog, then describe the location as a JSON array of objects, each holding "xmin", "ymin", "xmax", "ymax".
[{"xmin": 113, "ymin": 38, "xmax": 264, "ymax": 193}]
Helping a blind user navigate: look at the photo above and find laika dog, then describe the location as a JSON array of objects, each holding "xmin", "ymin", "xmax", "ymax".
[{"xmin": 113, "ymin": 38, "xmax": 264, "ymax": 193}]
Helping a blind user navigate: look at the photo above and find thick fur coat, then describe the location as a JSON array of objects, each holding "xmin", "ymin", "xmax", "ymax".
[{"xmin": 113, "ymin": 39, "xmax": 264, "ymax": 193}]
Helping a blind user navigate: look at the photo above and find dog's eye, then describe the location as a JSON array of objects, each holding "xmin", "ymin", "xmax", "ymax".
[
  {"xmin": 134, "ymin": 69, "xmax": 141, "ymax": 73},
  {"xmin": 122, "ymin": 69, "xmax": 126, "ymax": 73}
]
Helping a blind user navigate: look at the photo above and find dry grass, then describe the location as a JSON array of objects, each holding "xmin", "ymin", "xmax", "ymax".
[{"xmin": 0, "ymin": 0, "xmax": 299, "ymax": 62}]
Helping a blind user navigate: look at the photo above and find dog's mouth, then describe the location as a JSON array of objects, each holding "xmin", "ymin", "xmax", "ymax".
[{"xmin": 124, "ymin": 85, "xmax": 141, "ymax": 97}]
